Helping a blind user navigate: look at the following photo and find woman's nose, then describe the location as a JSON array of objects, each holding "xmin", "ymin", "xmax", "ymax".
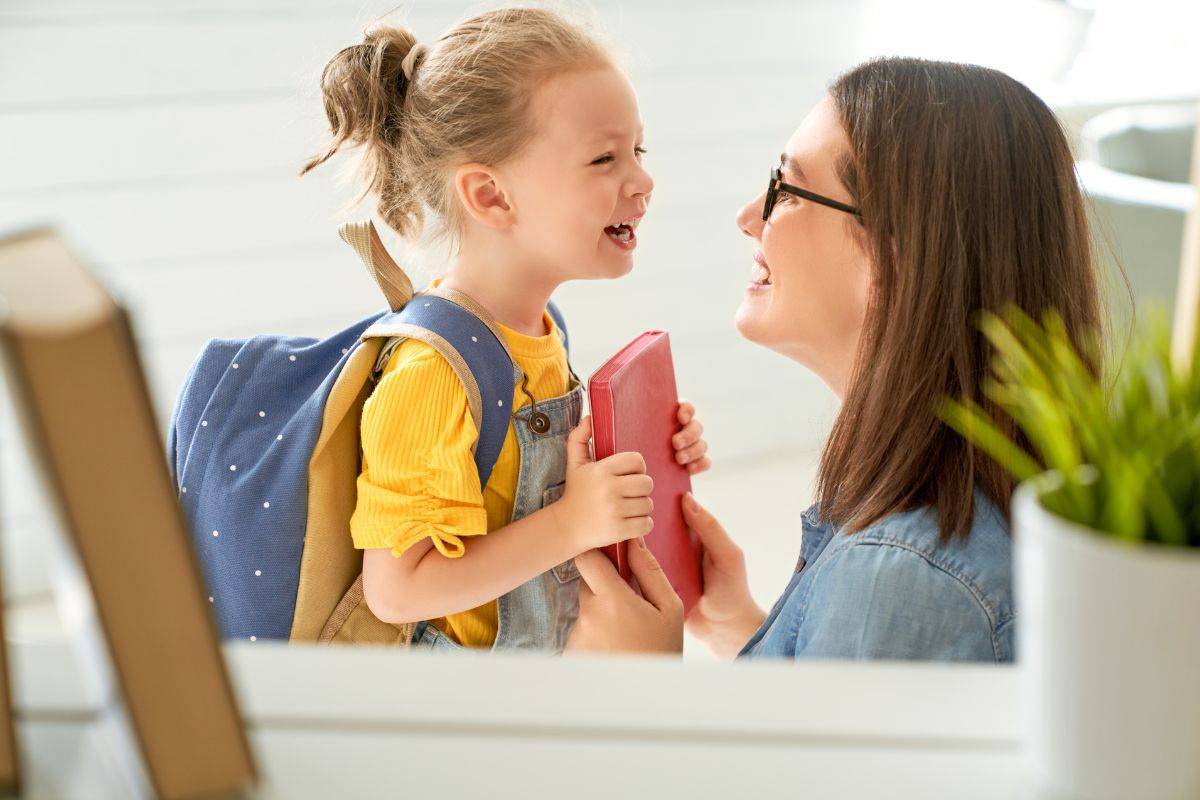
[{"xmin": 737, "ymin": 194, "xmax": 765, "ymax": 240}]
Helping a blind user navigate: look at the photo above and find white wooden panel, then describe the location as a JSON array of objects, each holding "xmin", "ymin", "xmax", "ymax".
[
  {"xmin": 17, "ymin": 719, "xmax": 142, "ymax": 800},
  {"xmin": 0, "ymin": 377, "xmax": 64, "ymax": 601},
  {"xmin": 0, "ymin": 2, "xmax": 856, "ymax": 110},
  {"xmin": 248, "ymin": 728, "xmax": 1022, "ymax": 800},
  {"xmin": 0, "ymin": 98, "xmax": 321, "ymax": 196},
  {"xmin": 229, "ymin": 645, "xmax": 1023, "ymax": 796},
  {"xmin": 0, "ymin": 171, "xmax": 350, "ymax": 268},
  {"xmin": 5, "ymin": 619, "xmax": 1024, "ymax": 799},
  {"xmin": 3, "ymin": 0, "xmax": 395, "ymax": 9},
  {"xmin": 0, "ymin": 134, "xmax": 774, "ymax": 269},
  {"xmin": 0, "ymin": 514, "xmax": 55, "ymax": 602},
  {"xmin": 0, "ymin": 70, "xmax": 815, "ymax": 195},
  {"xmin": 0, "ymin": 16, "xmax": 372, "ymax": 110},
  {"xmin": 226, "ymin": 644, "xmax": 1020, "ymax": 742}
]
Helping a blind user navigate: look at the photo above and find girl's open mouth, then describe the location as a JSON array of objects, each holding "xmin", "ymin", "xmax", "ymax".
[{"xmin": 604, "ymin": 215, "xmax": 642, "ymax": 251}]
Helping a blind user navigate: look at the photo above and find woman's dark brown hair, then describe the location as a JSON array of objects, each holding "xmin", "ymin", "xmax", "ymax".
[{"xmin": 818, "ymin": 57, "xmax": 1105, "ymax": 541}]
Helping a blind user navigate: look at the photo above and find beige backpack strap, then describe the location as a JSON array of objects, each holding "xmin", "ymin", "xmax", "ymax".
[{"xmin": 337, "ymin": 220, "xmax": 415, "ymax": 312}]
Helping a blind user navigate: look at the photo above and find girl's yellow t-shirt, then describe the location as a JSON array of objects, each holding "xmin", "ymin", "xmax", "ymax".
[{"xmin": 349, "ymin": 309, "xmax": 569, "ymax": 648}]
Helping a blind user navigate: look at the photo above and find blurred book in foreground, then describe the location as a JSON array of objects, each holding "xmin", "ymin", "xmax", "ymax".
[{"xmin": 0, "ymin": 227, "xmax": 255, "ymax": 799}]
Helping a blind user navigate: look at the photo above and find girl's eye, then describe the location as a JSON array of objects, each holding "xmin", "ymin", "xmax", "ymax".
[{"xmin": 590, "ymin": 147, "xmax": 648, "ymax": 166}]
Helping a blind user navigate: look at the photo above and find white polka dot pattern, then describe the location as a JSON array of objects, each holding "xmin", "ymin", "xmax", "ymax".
[{"xmin": 169, "ymin": 296, "xmax": 568, "ymax": 643}]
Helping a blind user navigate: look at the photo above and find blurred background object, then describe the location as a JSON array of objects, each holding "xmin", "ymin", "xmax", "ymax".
[
  {"xmin": 1079, "ymin": 103, "xmax": 1196, "ymax": 334},
  {"xmin": 0, "ymin": 0, "xmax": 1196, "ymax": 658}
]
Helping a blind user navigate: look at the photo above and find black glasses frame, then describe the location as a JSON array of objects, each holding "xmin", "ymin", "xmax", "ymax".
[{"xmin": 763, "ymin": 162, "xmax": 862, "ymax": 221}]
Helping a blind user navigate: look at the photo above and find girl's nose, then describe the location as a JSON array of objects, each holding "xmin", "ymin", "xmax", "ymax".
[
  {"xmin": 628, "ymin": 162, "xmax": 654, "ymax": 200},
  {"xmin": 737, "ymin": 194, "xmax": 765, "ymax": 241}
]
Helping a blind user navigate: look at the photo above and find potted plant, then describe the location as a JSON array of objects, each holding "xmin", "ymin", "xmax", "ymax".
[{"xmin": 941, "ymin": 308, "xmax": 1200, "ymax": 800}]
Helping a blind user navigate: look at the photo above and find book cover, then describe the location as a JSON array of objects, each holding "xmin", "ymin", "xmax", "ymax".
[{"xmin": 588, "ymin": 331, "xmax": 703, "ymax": 613}]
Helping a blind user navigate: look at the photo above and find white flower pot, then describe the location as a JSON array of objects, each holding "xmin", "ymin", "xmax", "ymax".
[{"xmin": 1014, "ymin": 476, "xmax": 1200, "ymax": 800}]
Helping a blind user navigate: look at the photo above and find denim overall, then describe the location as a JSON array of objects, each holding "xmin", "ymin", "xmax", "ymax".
[{"xmin": 410, "ymin": 377, "xmax": 586, "ymax": 653}]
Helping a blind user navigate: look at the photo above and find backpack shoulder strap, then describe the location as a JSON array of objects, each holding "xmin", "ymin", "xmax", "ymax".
[
  {"xmin": 338, "ymin": 220, "xmax": 414, "ymax": 312},
  {"xmin": 337, "ymin": 221, "xmax": 571, "ymax": 488},
  {"xmin": 546, "ymin": 299, "xmax": 569, "ymax": 356},
  {"xmin": 365, "ymin": 289, "xmax": 516, "ymax": 489}
]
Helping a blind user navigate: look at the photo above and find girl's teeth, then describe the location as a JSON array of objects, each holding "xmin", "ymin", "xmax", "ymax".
[{"xmin": 753, "ymin": 263, "xmax": 771, "ymax": 284}]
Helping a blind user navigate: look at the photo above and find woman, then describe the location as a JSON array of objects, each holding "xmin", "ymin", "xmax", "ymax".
[{"xmin": 566, "ymin": 57, "xmax": 1103, "ymax": 662}]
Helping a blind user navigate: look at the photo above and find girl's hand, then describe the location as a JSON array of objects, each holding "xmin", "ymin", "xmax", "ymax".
[
  {"xmin": 565, "ymin": 537, "xmax": 684, "ymax": 655},
  {"xmin": 681, "ymin": 492, "xmax": 766, "ymax": 660},
  {"xmin": 555, "ymin": 416, "xmax": 655, "ymax": 552},
  {"xmin": 673, "ymin": 400, "xmax": 711, "ymax": 475}
]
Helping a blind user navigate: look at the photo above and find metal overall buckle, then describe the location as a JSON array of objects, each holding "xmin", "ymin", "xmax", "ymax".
[{"xmin": 518, "ymin": 373, "xmax": 551, "ymax": 435}]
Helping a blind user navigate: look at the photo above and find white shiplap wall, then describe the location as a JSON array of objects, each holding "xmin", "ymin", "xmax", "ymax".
[
  {"xmin": 0, "ymin": 0, "xmax": 1118, "ymax": 607},
  {"xmin": 1, "ymin": 0, "xmax": 860, "ymax": 606}
]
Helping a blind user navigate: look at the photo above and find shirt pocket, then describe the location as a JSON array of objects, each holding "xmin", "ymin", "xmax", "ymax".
[{"xmin": 541, "ymin": 482, "xmax": 581, "ymax": 583}]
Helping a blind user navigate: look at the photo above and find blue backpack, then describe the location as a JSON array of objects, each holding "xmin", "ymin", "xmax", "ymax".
[{"xmin": 168, "ymin": 221, "xmax": 569, "ymax": 643}]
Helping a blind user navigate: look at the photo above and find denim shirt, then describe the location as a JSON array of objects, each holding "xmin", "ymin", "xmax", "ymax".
[{"xmin": 739, "ymin": 489, "xmax": 1014, "ymax": 663}]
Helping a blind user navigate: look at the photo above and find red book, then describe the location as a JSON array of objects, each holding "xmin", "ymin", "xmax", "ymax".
[{"xmin": 588, "ymin": 331, "xmax": 703, "ymax": 614}]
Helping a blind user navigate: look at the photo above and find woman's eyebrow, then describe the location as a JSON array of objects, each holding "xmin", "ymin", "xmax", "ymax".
[{"xmin": 782, "ymin": 153, "xmax": 809, "ymax": 184}]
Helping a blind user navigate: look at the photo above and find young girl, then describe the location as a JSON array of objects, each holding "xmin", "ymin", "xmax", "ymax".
[{"xmin": 299, "ymin": 8, "xmax": 711, "ymax": 652}]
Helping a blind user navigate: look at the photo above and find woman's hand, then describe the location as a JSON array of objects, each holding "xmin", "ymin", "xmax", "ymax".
[
  {"xmin": 682, "ymin": 492, "xmax": 767, "ymax": 660},
  {"xmin": 673, "ymin": 400, "xmax": 711, "ymax": 475},
  {"xmin": 565, "ymin": 537, "xmax": 684, "ymax": 656}
]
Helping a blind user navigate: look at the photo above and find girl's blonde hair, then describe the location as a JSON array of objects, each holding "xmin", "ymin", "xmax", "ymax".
[{"xmin": 300, "ymin": 7, "xmax": 612, "ymax": 243}]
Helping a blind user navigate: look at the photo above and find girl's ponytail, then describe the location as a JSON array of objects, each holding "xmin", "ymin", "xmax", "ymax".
[
  {"xmin": 300, "ymin": 25, "xmax": 424, "ymax": 238},
  {"xmin": 303, "ymin": 9, "xmax": 611, "ymax": 244}
]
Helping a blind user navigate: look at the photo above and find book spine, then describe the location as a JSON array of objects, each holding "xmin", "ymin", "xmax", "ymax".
[
  {"xmin": 589, "ymin": 379, "xmax": 614, "ymax": 460},
  {"xmin": 587, "ymin": 379, "xmax": 631, "ymax": 580}
]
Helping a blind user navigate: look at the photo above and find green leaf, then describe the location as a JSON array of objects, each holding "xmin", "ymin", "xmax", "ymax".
[{"xmin": 943, "ymin": 303, "xmax": 1200, "ymax": 547}]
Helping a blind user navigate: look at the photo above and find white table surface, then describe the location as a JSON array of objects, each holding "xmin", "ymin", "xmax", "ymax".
[{"xmin": 4, "ymin": 599, "xmax": 1029, "ymax": 800}]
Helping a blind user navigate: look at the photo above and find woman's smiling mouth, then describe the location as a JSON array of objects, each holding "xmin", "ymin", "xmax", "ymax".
[{"xmin": 749, "ymin": 251, "xmax": 773, "ymax": 290}]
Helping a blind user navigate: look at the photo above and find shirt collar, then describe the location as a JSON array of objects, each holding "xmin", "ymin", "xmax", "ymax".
[{"xmin": 797, "ymin": 502, "xmax": 836, "ymax": 573}]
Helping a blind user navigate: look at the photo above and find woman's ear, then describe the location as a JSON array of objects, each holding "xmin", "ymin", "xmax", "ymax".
[{"xmin": 454, "ymin": 163, "xmax": 515, "ymax": 230}]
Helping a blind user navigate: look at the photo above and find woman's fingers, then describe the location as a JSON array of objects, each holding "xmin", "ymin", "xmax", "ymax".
[
  {"xmin": 573, "ymin": 549, "xmax": 633, "ymax": 597},
  {"xmin": 627, "ymin": 537, "xmax": 683, "ymax": 616},
  {"xmin": 672, "ymin": 417, "xmax": 704, "ymax": 450},
  {"xmin": 672, "ymin": 410, "xmax": 710, "ymax": 473},
  {"xmin": 676, "ymin": 399, "xmax": 695, "ymax": 426},
  {"xmin": 675, "ymin": 437, "xmax": 708, "ymax": 465},
  {"xmin": 682, "ymin": 492, "xmax": 740, "ymax": 559}
]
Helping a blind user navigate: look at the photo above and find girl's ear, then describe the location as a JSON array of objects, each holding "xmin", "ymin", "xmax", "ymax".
[{"xmin": 454, "ymin": 163, "xmax": 515, "ymax": 230}]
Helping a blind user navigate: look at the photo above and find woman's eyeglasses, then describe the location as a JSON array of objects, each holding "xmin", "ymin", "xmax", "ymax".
[{"xmin": 763, "ymin": 157, "xmax": 862, "ymax": 221}]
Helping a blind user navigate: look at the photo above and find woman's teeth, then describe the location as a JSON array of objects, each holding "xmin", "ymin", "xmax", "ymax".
[{"xmin": 752, "ymin": 262, "xmax": 772, "ymax": 285}]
